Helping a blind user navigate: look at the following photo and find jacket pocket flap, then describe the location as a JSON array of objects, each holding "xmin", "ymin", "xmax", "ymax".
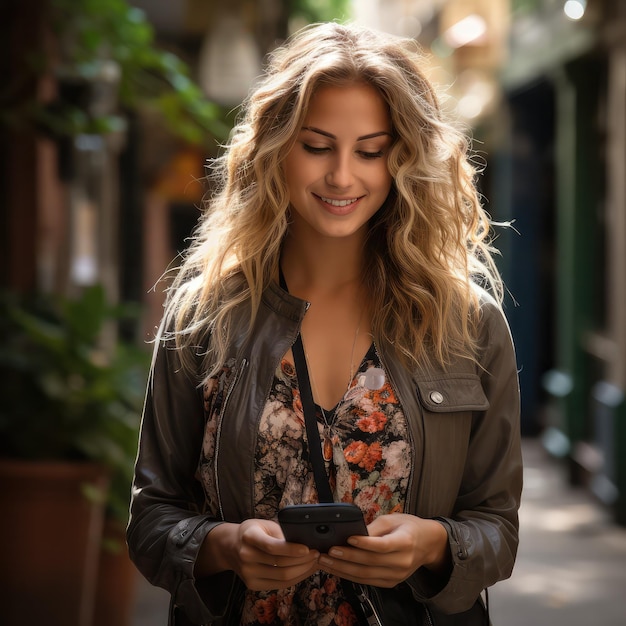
[{"xmin": 416, "ymin": 375, "xmax": 489, "ymax": 412}]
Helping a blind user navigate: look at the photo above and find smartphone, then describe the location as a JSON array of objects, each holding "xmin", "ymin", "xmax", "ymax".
[{"xmin": 278, "ymin": 503, "xmax": 368, "ymax": 553}]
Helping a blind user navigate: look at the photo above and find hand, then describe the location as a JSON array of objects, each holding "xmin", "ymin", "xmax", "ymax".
[
  {"xmin": 317, "ymin": 514, "xmax": 450, "ymax": 587},
  {"xmin": 197, "ymin": 519, "xmax": 320, "ymax": 591}
]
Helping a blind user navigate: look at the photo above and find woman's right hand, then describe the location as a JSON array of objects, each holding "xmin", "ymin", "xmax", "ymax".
[{"xmin": 196, "ymin": 519, "xmax": 320, "ymax": 590}]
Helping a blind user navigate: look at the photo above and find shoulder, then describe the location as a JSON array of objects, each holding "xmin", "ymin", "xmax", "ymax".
[
  {"xmin": 474, "ymin": 285, "xmax": 514, "ymax": 361},
  {"xmin": 471, "ymin": 283, "xmax": 511, "ymax": 336}
]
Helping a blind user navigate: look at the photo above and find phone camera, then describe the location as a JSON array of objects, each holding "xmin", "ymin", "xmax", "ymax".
[{"xmin": 316, "ymin": 524, "xmax": 330, "ymax": 534}]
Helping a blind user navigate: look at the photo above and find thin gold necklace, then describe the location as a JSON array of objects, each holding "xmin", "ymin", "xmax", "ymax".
[
  {"xmin": 301, "ymin": 319, "xmax": 362, "ymax": 462},
  {"xmin": 278, "ymin": 267, "xmax": 367, "ymax": 460}
]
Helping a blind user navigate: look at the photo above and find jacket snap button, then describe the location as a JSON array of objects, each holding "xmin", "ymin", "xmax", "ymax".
[{"xmin": 430, "ymin": 391, "xmax": 444, "ymax": 404}]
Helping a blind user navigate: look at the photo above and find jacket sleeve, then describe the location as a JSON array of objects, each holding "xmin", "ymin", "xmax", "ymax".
[
  {"xmin": 410, "ymin": 297, "xmax": 523, "ymax": 613},
  {"xmin": 126, "ymin": 334, "xmax": 230, "ymax": 625}
]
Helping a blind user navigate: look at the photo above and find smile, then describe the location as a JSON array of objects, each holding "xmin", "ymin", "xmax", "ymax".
[{"xmin": 319, "ymin": 195, "xmax": 360, "ymax": 207}]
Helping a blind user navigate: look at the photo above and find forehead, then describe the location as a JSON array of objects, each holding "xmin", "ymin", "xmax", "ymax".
[{"xmin": 302, "ymin": 83, "xmax": 391, "ymax": 134}]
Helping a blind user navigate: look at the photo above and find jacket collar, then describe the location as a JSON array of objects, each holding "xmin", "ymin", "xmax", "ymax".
[{"xmin": 262, "ymin": 279, "xmax": 309, "ymax": 322}]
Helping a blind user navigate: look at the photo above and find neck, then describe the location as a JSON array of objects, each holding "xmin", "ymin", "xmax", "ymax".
[{"xmin": 280, "ymin": 230, "xmax": 366, "ymax": 295}]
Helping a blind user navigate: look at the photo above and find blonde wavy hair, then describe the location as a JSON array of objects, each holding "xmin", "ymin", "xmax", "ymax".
[{"xmin": 164, "ymin": 21, "xmax": 503, "ymax": 376}]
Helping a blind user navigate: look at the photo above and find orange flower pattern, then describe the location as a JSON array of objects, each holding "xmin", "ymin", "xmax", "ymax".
[{"xmin": 201, "ymin": 344, "xmax": 411, "ymax": 625}]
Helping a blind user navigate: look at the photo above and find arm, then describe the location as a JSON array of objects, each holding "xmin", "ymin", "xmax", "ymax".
[
  {"xmin": 126, "ymin": 334, "xmax": 222, "ymax": 624},
  {"xmin": 419, "ymin": 298, "xmax": 523, "ymax": 612},
  {"xmin": 127, "ymin": 334, "xmax": 320, "ymax": 622},
  {"xmin": 316, "ymin": 298, "xmax": 521, "ymax": 613},
  {"xmin": 317, "ymin": 300, "xmax": 521, "ymax": 613}
]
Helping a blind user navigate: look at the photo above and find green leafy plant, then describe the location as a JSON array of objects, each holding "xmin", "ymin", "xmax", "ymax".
[
  {"xmin": 9, "ymin": 0, "xmax": 229, "ymax": 144},
  {"xmin": 291, "ymin": 0, "xmax": 352, "ymax": 24},
  {"xmin": 0, "ymin": 285, "xmax": 150, "ymax": 522}
]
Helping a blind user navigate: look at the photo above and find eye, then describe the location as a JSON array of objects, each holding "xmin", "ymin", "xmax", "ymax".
[
  {"xmin": 358, "ymin": 150, "xmax": 385, "ymax": 160},
  {"xmin": 302, "ymin": 143, "xmax": 329, "ymax": 155}
]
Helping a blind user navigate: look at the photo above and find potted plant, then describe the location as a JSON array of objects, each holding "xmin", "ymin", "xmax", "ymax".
[{"xmin": 0, "ymin": 285, "xmax": 149, "ymax": 626}]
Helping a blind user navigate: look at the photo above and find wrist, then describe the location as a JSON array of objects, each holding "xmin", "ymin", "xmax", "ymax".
[
  {"xmin": 422, "ymin": 519, "xmax": 451, "ymax": 574},
  {"xmin": 194, "ymin": 522, "xmax": 237, "ymax": 577}
]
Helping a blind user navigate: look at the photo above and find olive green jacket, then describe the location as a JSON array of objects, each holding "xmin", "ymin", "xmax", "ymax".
[{"xmin": 127, "ymin": 281, "xmax": 522, "ymax": 625}]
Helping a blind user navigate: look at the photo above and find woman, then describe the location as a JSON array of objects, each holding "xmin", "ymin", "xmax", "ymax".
[{"xmin": 127, "ymin": 21, "xmax": 522, "ymax": 626}]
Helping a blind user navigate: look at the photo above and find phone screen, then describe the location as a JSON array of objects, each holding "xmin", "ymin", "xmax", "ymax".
[{"xmin": 278, "ymin": 503, "xmax": 368, "ymax": 553}]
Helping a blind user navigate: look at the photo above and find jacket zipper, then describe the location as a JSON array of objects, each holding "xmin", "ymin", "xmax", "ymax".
[
  {"xmin": 214, "ymin": 357, "xmax": 249, "ymax": 520},
  {"xmin": 449, "ymin": 521, "xmax": 469, "ymax": 560},
  {"xmin": 421, "ymin": 602, "xmax": 435, "ymax": 626},
  {"xmin": 354, "ymin": 584, "xmax": 384, "ymax": 626},
  {"xmin": 214, "ymin": 302, "xmax": 309, "ymax": 520},
  {"xmin": 175, "ymin": 517, "xmax": 211, "ymax": 547}
]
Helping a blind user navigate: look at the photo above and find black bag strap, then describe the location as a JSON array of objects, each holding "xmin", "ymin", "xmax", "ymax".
[
  {"xmin": 291, "ymin": 333, "xmax": 334, "ymax": 503},
  {"xmin": 280, "ymin": 269, "xmax": 383, "ymax": 626},
  {"xmin": 279, "ymin": 268, "xmax": 333, "ymax": 503}
]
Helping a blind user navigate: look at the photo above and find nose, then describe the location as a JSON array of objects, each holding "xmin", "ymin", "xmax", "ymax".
[{"xmin": 325, "ymin": 152, "xmax": 354, "ymax": 189}]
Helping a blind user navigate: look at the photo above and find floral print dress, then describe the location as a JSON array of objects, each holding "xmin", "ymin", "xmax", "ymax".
[{"xmin": 201, "ymin": 344, "xmax": 412, "ymax": 626}]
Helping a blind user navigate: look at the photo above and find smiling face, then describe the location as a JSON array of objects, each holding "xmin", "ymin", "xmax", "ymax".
[{"xmin": 283, "ymin": 82, "xmax": 393, "ymax": 242}]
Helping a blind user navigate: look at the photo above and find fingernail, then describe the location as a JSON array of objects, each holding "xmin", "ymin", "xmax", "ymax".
[
  {"xmin": 319, "ymin": 556, "xmax": 332, "ymax": 566},
  {"xmin": 328, "ymin": 548, "xmax": 343, "ymax": 557}
]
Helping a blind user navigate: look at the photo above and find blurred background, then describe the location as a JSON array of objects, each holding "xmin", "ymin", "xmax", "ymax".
[{"xmin": 1, "ymin": 0, "xmax": 625, "ymax": 625}]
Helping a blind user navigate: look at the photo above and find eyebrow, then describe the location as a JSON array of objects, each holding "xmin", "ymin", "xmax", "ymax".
[{"xmin": 301, "ymin": 126, "xmax": 392, "ymax": 141}]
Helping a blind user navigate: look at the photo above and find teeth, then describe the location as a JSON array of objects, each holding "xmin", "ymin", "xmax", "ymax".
[{"xmin": 320, "ymin": 196, "xmax": 359, "ymax": 207}]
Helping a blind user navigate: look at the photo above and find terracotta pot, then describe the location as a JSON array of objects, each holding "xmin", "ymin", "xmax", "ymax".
[
  {"xmin": 0, "ymin": 459, "xmax": 109, "ymax": 626},
  {"xmin": 94, "ymin": 518, "xmax": 138, "ymax": 626}
]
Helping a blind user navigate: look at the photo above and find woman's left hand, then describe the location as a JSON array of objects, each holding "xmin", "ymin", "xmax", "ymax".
[{"xmin": 317, "ymin": 513, "xmax": 450, "ymax": 587}]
